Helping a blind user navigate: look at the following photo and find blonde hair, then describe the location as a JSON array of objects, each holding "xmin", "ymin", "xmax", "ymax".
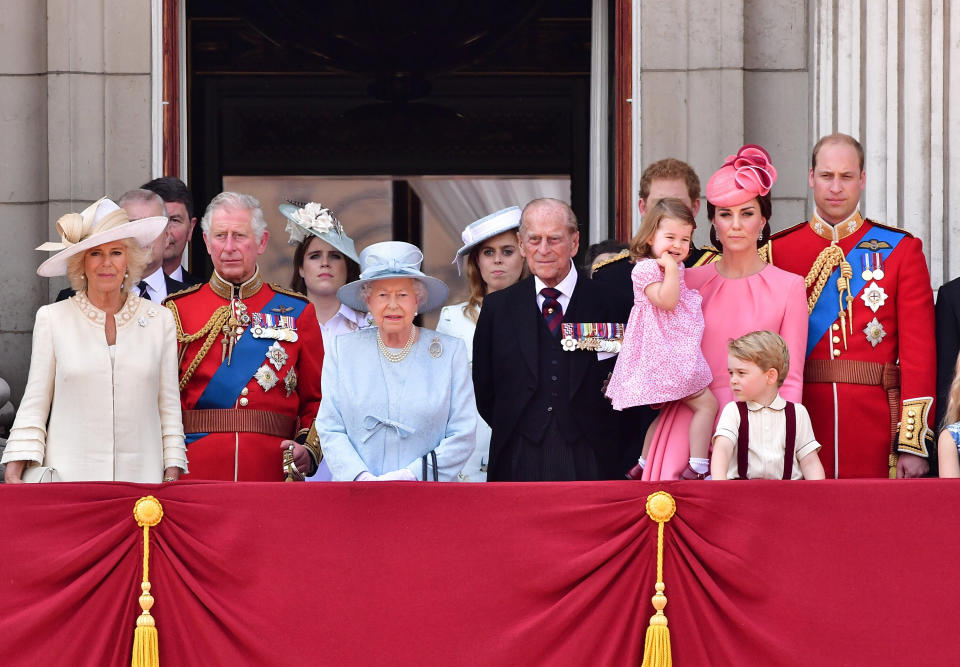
[
  {"xmin": 944, "ymin": 352, "xmax": 960, "ymax": 427},
  {"xmin": 460, "ymin": 237, "xmax": 529, "ymax": 323},
  {"xmin": 66, "ymin": 238, "xmax": 150, "ymax": 293},
  {"xmin": 728, "ymin": 330, "xmax": 790, "ymax": 387},
  {"xmin": 629, "ymin": 197, "xmax": 696, "ymax": 261},
  {"xmin": 461, "ymin": 248, "xmax": 486, "ymax": 324}
]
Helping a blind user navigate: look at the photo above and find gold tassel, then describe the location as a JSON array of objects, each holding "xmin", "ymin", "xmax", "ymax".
[
  {"xmin": 132, "ymin": 496, "xmax": 164, "ymax": 667},
  {"xmin": 642, "ymin": 491, "xmax": 676, "ymax": 667}
]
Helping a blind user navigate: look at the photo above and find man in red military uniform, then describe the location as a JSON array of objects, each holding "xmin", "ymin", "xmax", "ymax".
[
  {"xmin": 767, "ymin": 133, "xmax": 935, "ymax": 478},
  {"xmin": 166, "ymin": 192, "xmax": 323, "ymax": 480}
]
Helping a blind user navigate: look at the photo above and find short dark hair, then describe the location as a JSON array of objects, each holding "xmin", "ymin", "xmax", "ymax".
[
  {"xmin": 811, "ymin": 133, "xmax": 865, "ymax": 171},
  {"xmin": 142, "ymin": 177, "xmax": 195, "ymax": 220}
]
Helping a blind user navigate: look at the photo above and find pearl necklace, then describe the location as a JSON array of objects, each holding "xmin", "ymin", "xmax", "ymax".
[{"xmin": 377, "ymin": 325, "xmax": 417, "ymax": 362}]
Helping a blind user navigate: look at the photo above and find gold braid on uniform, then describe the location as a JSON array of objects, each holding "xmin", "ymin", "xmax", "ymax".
[
  {"xmin": 166, "ymin": 301, "xmax": 232, "ymax": 391},
  {"xmin": 803, "ymin": 245, "xmax": 854, "ymax": 349}
]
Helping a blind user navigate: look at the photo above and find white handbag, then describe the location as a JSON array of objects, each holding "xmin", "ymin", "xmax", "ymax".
[{"xmin": 20, "ymin": 465, "xmax": 61, "ymax": 483}]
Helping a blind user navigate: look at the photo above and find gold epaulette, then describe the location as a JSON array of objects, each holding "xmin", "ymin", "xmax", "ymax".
[
  {"xmin": 863, "ymin": 219, "xmax": 914, "ymax": 238},
  {"xmin": 162, "ymin": 281, "xmax": 203, "ymax": 306},
  {"xmin": 269, "ymin": 283, "xmax": 309, "ymax": 301},
  {"xmin": 691, "ymin": 246, "xmax": 722, "ymax": 267},
  {"xmin": 591, "ymin": 250, "xmax": 631, "ymax": 272}
]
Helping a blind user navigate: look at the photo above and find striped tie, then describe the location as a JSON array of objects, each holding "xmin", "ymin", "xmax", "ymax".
[{"xmin": 540, "ymin": 287, "xmax": 563, "ymax": 337}]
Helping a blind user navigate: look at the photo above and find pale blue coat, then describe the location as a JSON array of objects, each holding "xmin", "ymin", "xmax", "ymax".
[{"xmin": 316, "ymin": 327, "xmax": 477, "ymax": 481}]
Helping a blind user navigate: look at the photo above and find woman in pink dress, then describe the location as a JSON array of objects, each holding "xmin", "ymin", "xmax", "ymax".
[{"xmin": 642, "ymin": 145, "xmax": 808, "ymax": 480}]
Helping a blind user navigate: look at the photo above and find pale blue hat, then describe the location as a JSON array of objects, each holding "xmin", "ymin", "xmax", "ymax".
[
  {"xmin": 279, "ymin": 201, "xmax": 360, "ymax": 263},
  {"xmin": 337, "ymin": 241, "xmax": 449, "ymax": 313},
  {"xmin": 452, "ymin": 206, "xmax": 522, "ymax": 275}
]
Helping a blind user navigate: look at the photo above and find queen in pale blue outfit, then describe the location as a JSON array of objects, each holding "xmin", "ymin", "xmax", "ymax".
[{"xmin": 316, "ymin": 241, "xmax": 476, "ymax": 481}]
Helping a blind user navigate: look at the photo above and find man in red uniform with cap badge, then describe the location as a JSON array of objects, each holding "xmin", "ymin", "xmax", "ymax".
[
  {"xmin": 165, "ymin": 192, "xmax": 323, "ymax": 481},
  {"xmin": 766, "ymin": 133, "xmax": 935, "ymax": 478}
]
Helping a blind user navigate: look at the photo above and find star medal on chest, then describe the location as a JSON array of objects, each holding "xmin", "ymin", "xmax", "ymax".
[
  {"xmin": 251, "ymin": 312, "xmax": 299, "ymax": 342},
  {"xmin": 860, "ymin": 281, "xmax": 888, "ymax": 313},
  {"xmin": 265, "ymin": 341, "xmax": 289, "ymax": 371},
  {"xmin": 284, "ymin": 368, "xmax": 298, "ymax": 397},
  {"xmin": 254, "ymin": 365, "xmax": 279, "ymax": 392},
  {"xmin": 221, "ymin": 300, "xmax": 250, "ymax": 365},
  {"xmin": 859, "ymin": 249, "xmax": 886, "ymax": 281},
  {"xmin": 863, "ymin": 317, "xmax": 887, "ymax": 347}
]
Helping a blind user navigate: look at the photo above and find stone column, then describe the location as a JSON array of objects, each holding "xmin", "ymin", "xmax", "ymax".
[
  {"xmin": 812, "ymin": 0, "xmax": 959, "ymax": 287},
  {"xmin": 635, "ymin": 0, "xmax": 810, "ymax": 244},
  {"xmin": 0, "ymin": 0, "xmax": 154, "ymax": 403}
]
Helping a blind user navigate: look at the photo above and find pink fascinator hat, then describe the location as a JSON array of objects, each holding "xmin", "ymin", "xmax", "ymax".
[{"xmin": 705, "ymin": 144, "xmax": 778, "ymax": 207}]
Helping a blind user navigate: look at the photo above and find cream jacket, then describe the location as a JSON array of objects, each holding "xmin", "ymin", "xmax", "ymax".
[{"xmin": 2, "ymin": 293, "xmax": 187, "ymax": 482}]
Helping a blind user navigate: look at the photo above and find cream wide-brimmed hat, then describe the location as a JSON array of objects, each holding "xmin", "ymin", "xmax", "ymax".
[
  {"xmin": 452, "ymin": 206, "xmax": 522, "ymax": 275},
  {"xmin": 36, "ymin": 197, "xmax": 168, "ymax": 277},
  {"xmin": 337, "ymin": 241, "xmax": 449, "ymax": 313},
  {"xmin": 278, "ymin": 201, "xmax": 360, "ymax": 263}
]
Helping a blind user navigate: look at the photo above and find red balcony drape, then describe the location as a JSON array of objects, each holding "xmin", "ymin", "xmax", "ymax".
[{"xmin": 0, "ymin": 480, "xmax": 956, "ymax": 666}]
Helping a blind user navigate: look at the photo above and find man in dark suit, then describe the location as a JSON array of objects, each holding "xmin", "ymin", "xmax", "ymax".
[
  {"xmin": 473, "ymin": 198, "xmax": 629, "ymax": 480},
  {"xmin": 936, "ymin": 276, "xmax": 960, "ymax": 431},
  {"xmin": 142, "ymin": 176, "xmax": 202, "ymax": 287}
]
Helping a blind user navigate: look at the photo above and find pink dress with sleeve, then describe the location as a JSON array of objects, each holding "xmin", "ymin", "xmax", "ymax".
[
  {"xmin": 605, "ymin": 259, "xmax": 712, "ymax": 409},
  {"xmin": 641, "ymin": 263, "xmax": 809, "ymax": 480}
]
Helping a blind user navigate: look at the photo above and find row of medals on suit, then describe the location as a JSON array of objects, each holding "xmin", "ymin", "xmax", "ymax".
[{"xmin": 221, "ymin": 299, "xmax": 299, "ymax": 365}]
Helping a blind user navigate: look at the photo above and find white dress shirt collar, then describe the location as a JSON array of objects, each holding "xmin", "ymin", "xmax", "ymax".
[
  {"xmin": 534, "ymin": 260, "xmax": 577, "ymax": 312},
  {"xmin": 141, "ymin": 267, "xmax": 167, "ymax": 302}
]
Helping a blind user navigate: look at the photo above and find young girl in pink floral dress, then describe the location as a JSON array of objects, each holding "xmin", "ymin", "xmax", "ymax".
[{"xmin": 606, "ymin": 198, "xmax": 717, "ymax": 479}]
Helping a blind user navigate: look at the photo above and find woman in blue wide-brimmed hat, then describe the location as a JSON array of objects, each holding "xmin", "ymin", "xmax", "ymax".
[{"xmin": 315, "ymin": 241, "xmax": 476, "ymax": 481}]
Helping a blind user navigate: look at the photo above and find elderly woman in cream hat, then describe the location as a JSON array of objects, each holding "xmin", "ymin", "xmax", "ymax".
[
  {"xmin": 316, "ymin": 241, "xmax": 476, "ymax": 481},
  {"xmin": 436, "ymin": 207, "xmax": 524, "ymax": 481},
  {"xmin": 2, "ymin": 198, "xmax": 187, "ymax": 483}
]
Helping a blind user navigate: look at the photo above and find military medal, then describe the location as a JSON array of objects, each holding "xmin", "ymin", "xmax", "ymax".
[
  {"xmin": 251, "ymin": 312, "xmax": 299, "ymax": 342},
  {"xmin": 221, "ymin": 300, "xmax": 249, "ymax": 365},
  {"xmin": 860, "ymin": 252, "xmax": 884, "ymax": 281},
  {"xmin": 254, "ymin": 364, "xmax": 279, "ymax": 392},
  {"xmin": 265, "ymin": 341, "xmax": 289, "ymax": 371},
  {"xmin": 860, "ymin": 281, "xmax": 888, "ymax": 313},
  {"xmin": 559, "ymin": 322, "xmax": 624, "ymax": 353},
  {"xmin": 863, "ymin": 317, "xmax": 886, "ymax": 347},
  {"xmin": 284, "ymin": 368, "xmax": 298, "ymax": 397}
]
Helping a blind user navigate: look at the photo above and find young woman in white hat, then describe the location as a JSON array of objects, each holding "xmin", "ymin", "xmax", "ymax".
[
  {"xmin": 436, "ymin": 207, "xmax": 525, "ymax": 481},
  {"xmin": 2, "ymin": 198, "xmax": 187, "ymax": 483}
]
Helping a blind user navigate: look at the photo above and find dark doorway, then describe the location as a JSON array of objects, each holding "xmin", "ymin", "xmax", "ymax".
[{"xmin": 186, "ymin": 1, "xmax": 593, "ymax": 283}]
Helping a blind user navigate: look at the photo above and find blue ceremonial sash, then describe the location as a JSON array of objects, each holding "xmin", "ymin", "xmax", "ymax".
[
  {"xmin": 806, "ymin": 224, "xmax": 905, "ymax": 357},
  {"xmin": 193, "ymin": 291, "xmax": 306, "ymax": 413}
]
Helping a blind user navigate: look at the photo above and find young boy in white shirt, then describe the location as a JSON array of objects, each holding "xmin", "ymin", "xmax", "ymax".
[{"xmin": 711, "ymin": 331, "xmax": 825, "ymax": 480}]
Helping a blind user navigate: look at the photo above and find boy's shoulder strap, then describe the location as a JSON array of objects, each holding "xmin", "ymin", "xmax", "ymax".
[
  {"xmin": 736, "ymin": 402, "xmax": 750, "ymax": 480},
  {"xmin": 782, "ymin": 402, "xmax": 797, "ymax": 480}
]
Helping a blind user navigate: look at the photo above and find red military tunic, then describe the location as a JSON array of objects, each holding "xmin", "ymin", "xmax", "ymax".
[
  {"xmin": 166, "ymin": 269, "xmax": 323, "ymax": 480},
  {"xmin": 768, "ymin": 212, "xmax": 935, "ymax": 478}
]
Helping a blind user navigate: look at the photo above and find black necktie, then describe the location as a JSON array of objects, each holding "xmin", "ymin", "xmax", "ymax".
[
  {"xmin": 540, "ymin": 287, "xmax": 563, "ymax": 337},
  {"xmin": 138, "ymin": 281, "xmax": 151, "ymax": 300}
]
